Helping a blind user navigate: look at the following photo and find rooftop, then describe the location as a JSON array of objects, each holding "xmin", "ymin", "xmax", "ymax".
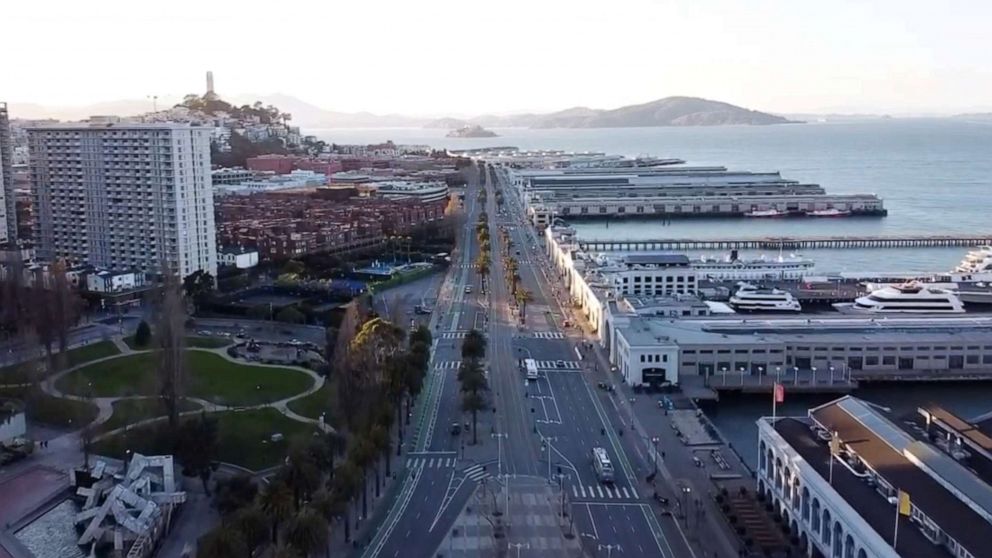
[{"xmin": 808, "ymin": 397, "xmax": 992, "ymax": 557}]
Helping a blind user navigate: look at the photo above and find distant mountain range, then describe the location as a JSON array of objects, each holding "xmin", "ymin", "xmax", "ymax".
[
  {"xmin": 5, "ymin": 94, "xmax": 796, "ymax": 129},
  {"xmin": 428, "ymin": 97, "xmax": 796, "ymax": 129}
]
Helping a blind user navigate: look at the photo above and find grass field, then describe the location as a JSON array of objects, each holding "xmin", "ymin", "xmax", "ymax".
[
  {"xmin": 92, "ymin": 408, "xmax": 315, "ymax": 470},
  {"xmin": 0, "ymin": 341, "xmax": 121, "ymax": 384},
  {"xmin": 57, "ymin": 351, "xmax": 314, "ymax": 406},
  {"xmin": 98, "ymin": 397, "xmax": 202, "ymax": 433},
  {"xmin": 0, "ymin": 385, "xmax": 98, "ymax": 428},
  {"xmin": 285, "ymin": 379, "xmax": 338, "ymax": 426}
]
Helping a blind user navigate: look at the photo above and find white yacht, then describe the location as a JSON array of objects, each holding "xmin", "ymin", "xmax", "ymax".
[
  {"xmin": 834, "ymin": 282, "xmax": 966, "ymax": 314},
  {"xmin": 729, "ymin": 283, "xmax": 802, "ymax": 312},
  {"xmin": 693, "ymin": 250, "xmax": 814, "ymax": 281},
  {"xmin": 954, "ymin": 246, "xmax": 992, "ymax": 274},
  {"xmin": 744, "ymin": 208, "xmax": 789, "ymax": 218}
]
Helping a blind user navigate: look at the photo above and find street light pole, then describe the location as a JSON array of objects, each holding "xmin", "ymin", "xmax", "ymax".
[
  {"xmin": 509, "ymin": 542, "xmax": 530, "ymax": 558},
  {"xmin": 597, "ymin": 543, "xmax": 622, "ymax": 557},
  {"xmin": 651, "ymin": 436, "xmax": 660, "ymax": 477}
]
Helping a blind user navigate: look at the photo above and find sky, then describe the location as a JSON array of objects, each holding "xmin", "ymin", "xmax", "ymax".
[{"xmin": 3, "ymin": 0, "xmax": 991, "ymax": 116}]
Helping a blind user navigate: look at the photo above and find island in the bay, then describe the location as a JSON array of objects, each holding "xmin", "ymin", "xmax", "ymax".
[{"xmin": 446, "ymin": 125, "xmax": 498, "ymax": 138}]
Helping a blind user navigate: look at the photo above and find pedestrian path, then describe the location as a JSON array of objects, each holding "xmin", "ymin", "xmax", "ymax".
[
  {"xmin": 529, "ymin": 331, "xmax": 565, "ymax": 339},
  {"xmin": 463, "ymin": 463, "xmax": 491, "ymax": 482},
  {"xmin": 570, "ymin": 483, "xmax": 640, "ymax": 501},
  {"xmin": 407, "ymin": 456, "xmax": 458, "ymax": 469}
]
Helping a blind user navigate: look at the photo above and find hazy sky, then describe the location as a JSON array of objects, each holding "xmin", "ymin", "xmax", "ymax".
[{"xmin": 4, "ymin": 0, "xmax": 991, "ymax": 115}]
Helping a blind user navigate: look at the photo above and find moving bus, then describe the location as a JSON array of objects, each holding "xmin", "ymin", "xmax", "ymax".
[
  {"xmin": 591, "ymin": 447, "xmax": 615, "ymax": 483},
  {"xmin": 523, "ymin": 358, "xmax": 539, "ymax": 381}
]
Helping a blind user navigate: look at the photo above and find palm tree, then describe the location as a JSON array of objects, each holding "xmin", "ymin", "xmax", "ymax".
[
  {"xmin": 233, "ymin": 505, "xmax": 269, "ymax": 555},
  {"xmin": 284, "ymin": 443, "xmax": 321, "ymax": 508},
  {"xmin": 260, "ymin": 482, "xmax": 295, "ymax": 544},
  {"xmin": 350, "ymin": 438, "xmax": 376, "ymax": 521},
  {"xmin": 286, "ymin": 506, "xmax": 329, "ymax": 558},
  {"xmin": 331, "ymin": 461, "xmax": 361, "ymax": 543},
  {"xmin": 461, "ymin": 391, "xmax": 487, "ymax": 445},
  {"xmin": 197, "ymin": 525, "xmax": 247, "ymax": 558},
  {"xmin": 515, "ymin": 289, "xmax": 534, "ymax": 323},
  {"xmin": 461, "ymin": 329, "xmax": 486, "ymax": 361}
]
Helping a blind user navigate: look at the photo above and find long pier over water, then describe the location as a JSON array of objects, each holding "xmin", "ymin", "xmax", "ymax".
[{"xmin": 578, "ymin": 234, "xmax": 992, "ymax": 251}]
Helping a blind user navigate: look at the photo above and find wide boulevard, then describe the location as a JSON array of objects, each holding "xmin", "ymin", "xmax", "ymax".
[{"xmin": 361, "ymin": 163, "xmax": 700, "ymax": 558}]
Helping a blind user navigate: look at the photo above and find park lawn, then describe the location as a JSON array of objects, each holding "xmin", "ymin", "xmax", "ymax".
[
  {"xmin": 285, "ymin": 379, "xmax": 339, "ymax": 426},
  {"xmin": 0, "ymin": 385, "xmax": 98, "ymax": 428},
  {"xmin": 57, "ymin": 351, "xmax": 314, "ymax": 406},
  {"xmin": 97, "ymin": 397, "xmax": 202, "ymax": 434},
  {"xmin": 92, "ymin": 408, "xmax": 315, "ymax": 471},
  {"xmin": 0, "ymin": 341, "xmax": 120, "ymax": 384}
]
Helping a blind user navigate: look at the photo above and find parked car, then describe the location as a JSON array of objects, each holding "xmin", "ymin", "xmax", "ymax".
[
  {"xmin": 450, "ymin": 423, "xmax": 462, "ymax": 435},
  {"xmin": 556, "ymin": 359, "xmax": 566, "ymax": 368}
]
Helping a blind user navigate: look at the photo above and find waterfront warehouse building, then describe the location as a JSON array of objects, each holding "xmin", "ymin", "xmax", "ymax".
[
  {"xmin": 29, "ymin": 123, "xmax": 217, "ymax": 277},
  {"xmin": 610, "ymin": 315, "xmax": 992, "ymax": 388},
  {"xmin": 758, "ymin": 396, "xmax": 992, "ymax": 558}
]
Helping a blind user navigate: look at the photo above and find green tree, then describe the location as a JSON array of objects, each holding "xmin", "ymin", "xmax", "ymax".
[
  {"xmin": 233, "ymin": 505, "xmax": 269, "ymax": 554},
  {"xmin": 183, "ymin": 270, "xmax": 215, "ymax": 312},
  {"xmin": 197, "ymin": 525, "xmax": 247, "ymax": 558},
  {"xmin": 283, "ymin": 260, "xmax": 306, "ymax": 277},
  {"xmin": 515, "ymin": 288, "xmax": 534, "ymax": 323},
  {"xmin": 260, "ymin": 482, "xmax": 295, "ymax": 544},
  {"xmin": 175, "ymin": 411, "xmax": 219, "ymax": 493},
  {"xmin": 461, "ymin": 329, "xmax": 486, "ymax": 361},
  {"xmin": 285, "ymin": 506, "xmax": 328, "ymax": 558},
  {"xmin": 133, "ymin": 320, "xmax": 152, "ymax": 348},
  {"xmin": 283, "ymin": 442, "xmax": 321, "ymax": 508},
  {"xmin": 276, "ymin": 306, "xmax": 306, "ymax": 324},
  {"xmin": 247, "ymin": 304, "xmax": 271, "ymax": 320},
  {"xmin": 213, "ymin": 474, "xmax": 258, "ymax": 516}
]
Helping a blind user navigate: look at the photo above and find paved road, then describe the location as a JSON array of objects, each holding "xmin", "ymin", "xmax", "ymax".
[{"xmin": 363, "ymin": 164, "xmax": 702, "ymax": 558}]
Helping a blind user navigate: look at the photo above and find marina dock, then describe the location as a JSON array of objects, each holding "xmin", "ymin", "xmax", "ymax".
[{"xmin": 579, "ymin": 233, "xmax": 992, "ymax": 251}]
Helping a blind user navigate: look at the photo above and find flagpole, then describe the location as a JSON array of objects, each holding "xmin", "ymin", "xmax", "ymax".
[
  {"xmin": 893, "ymin": 494, "xmax": 900, "ymax": 549},
  {"xmin": 829, "ymin": 449, "xmax": 834, "ymax": 484},
  {"xmin": 772, "ymin": 383, "xmax": 777, "ymax": 419}
]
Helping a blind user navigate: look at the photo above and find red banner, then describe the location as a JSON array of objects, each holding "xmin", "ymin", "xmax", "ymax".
[{"xmin": 774, "ymin": 383, "xmax": 785, "ymax": 403}]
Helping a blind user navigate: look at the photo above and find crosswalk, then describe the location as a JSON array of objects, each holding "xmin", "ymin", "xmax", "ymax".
[
  {"xmin": 463, "ymin": 464, "xmax": 491, "ymax": 482},
  {"xmin": 571, "ymin": 484, "xmax": 639, "ymax": 500},
  {"xmin": 407, "ymin": 456, "xmax": 458, "ymax": 469},
  {"xmin": 436, "ymin": 361, "xmax": 462, "ymax": 370},
  {"xmin": 530, "ymin": 331, "xmax": 565, "ymax": 340},
  {"xmin": 439, "ymin": 331, "xmax": 468, "ymax": 339},
  {"xmin": 525, "ymin": 360, "xmax": 582, "ymax": 370}
]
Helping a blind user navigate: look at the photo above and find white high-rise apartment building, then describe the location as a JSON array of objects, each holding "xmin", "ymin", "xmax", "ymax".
[
  {"xmin": 0, "ymin": 101, "xmax": 13, "ymax": 245},
  {"xmin": 29, "ymin": 123, "xmax": 217, "ymax": 278}
]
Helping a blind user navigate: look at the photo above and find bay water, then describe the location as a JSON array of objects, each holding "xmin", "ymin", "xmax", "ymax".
[{"xmin": 311, "ymin": 119, "xmax": 992, "ymax": 467}]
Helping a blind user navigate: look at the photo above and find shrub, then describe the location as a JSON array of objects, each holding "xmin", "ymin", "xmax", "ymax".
[{"xmin": 134, "ymin": 320, "xmax": 152, "ymax": 347}]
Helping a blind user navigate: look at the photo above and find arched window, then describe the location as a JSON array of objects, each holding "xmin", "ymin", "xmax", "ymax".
[
  {"xmin": 766, "ymin": 449, "xmax": 775, "ymax": 479},
  {"xmin": 844, "ymin": 534, "xmax": 855, "ymax": 558},
  {"xmin": 802, "ymin": 486, "xmax": 811, "ymax": 521},
  {"xmin": 832, "ymin": 522, "xmax": 843, "ymax": 558},
  {"xmin": 822, "ymin": 509, "xmax": 832, "ymax": 546},
  {"xmin": 775, "ymin": 458, "xmax": 783, "ymax": 490},
  {"xmin": 857, "ymin": 549, "xmax": 867, "ymax": 558},
  {"xmin": 811, "ymin": 498, "xmax": 822, "ymax": 533},
  {"xmin": 792, "ymin": 478, "xmax": 801, "ymax": 511},
  {"xmin": 760, "ymin": 441, "xmax": 767, "ymax": 472}
]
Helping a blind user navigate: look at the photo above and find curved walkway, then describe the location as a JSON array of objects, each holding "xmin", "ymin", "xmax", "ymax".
[{"xmin": 3, "ymin": 338, "xmax": 331, "ymax": 442}]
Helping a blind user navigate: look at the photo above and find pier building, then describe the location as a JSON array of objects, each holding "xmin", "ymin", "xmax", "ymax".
[{"xmin": 758, "ymin": 396, "xmax": 992, "ymax": 558}]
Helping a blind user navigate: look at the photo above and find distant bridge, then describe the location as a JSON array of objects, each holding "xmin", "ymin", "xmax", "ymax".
[{"xmin": 578, "ymin": 234, "xmax": 992, "ymax": 252}]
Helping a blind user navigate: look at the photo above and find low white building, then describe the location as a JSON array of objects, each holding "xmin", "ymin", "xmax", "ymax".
[
  {"xmin": 0, "ymin": 400, "xmax": 27, "ymax": 446},
  {"xmin": 86, "ymin": 269, "xmax": 142, "ymax": 293},
  {"xmin": 220, "ymin": 248, "xmax": 259, "ymax": 269},
  {"xmin": 214, "ymin": 170, "xmax": 327, "ymax": 196},
  {"xmin": 758, "ymin": 396, "xmax": 991, "ymax": 558}
]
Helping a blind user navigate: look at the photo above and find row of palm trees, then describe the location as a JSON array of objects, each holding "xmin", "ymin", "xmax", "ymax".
[
  {"xmin": 498, "ymin": 227, "xmax": 534, "ymax": 323},
  {"xmin": 475, "ymin": 210, "xmax": 492, "ymax": 293},
  {"xmin": 459, "ymin": 329, "xmax": 489, "ymax": 445},
  {"xmin": 199, "ymin": 319, "xmax": 434, "ymax": 558}
]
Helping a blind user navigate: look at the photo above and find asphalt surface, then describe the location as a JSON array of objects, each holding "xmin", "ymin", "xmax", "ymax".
[{"xmin": 361, "ymin": 165, "xmax": 700, "ymax": 558}]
